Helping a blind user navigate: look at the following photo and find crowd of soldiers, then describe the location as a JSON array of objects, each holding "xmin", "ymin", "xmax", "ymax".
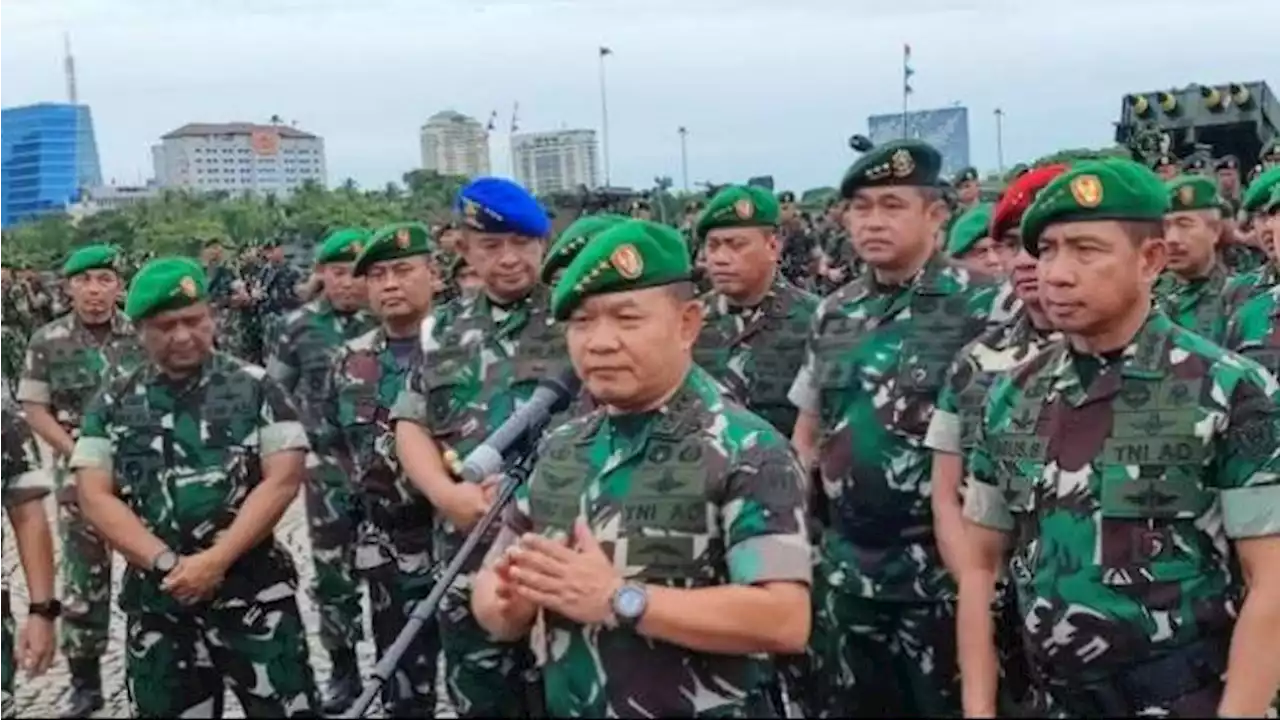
[{"xmin": 1, "ymin": 135, "xmax": 1279, "ymax": 720}]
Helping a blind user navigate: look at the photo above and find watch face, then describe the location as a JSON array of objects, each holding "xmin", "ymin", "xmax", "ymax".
[
  {"xmin": 615, "ymin": 585, "xmax": 646, "ymax": 618},
  {"xmin": 155, "ymin": 551, "xmax": 177, "ymax": 573}
]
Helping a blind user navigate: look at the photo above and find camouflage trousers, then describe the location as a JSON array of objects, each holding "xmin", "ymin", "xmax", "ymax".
[
  {"xmin": 1032, "ymin": 678, "xmax": 1229, "ymax": 718},
  {"xmin": 993, "ymin": 575, "xmax": 1033, "ymax": 715},
  {"xmin": 363, "ymin": 563, "xmax": 440, "ymax": 716},
  {"xmin": 2, "ymin": 591, "xmax": 13, "ymax": 717},
  {"xmin": 56, "ymin": 482, "xmax": 113, "ymax": 661},
  {"xmin": 439, "ymin": 579, "xmax": 532, "ymax": 718},
  {"xmin": 303, "ymin": 460, "xmax": 363, "ymax": 655},
  {"xmin": 124, "ymin": 598, "xmax": 318, "ymax": 718},
  {"xmin": 807, "ymin": 572, "xmax": 960, "ymax": 718}
]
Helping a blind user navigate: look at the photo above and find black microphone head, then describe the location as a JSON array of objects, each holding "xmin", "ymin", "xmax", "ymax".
[{"xmin": 540, "ymin": 366, "xmax": 583, "ymax": 414}]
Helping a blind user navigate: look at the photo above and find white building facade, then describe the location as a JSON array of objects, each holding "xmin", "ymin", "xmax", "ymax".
[
  {"xmin": 152, "ymin": 122, "xmax": 326, "ymax": 194},
  {"xmin": 511, "ymin": 129, "xmax": 600, "ymax": 195},
  {"xmin": 419, "ymin": 111, "xmax": 491, "ymax": 177}
]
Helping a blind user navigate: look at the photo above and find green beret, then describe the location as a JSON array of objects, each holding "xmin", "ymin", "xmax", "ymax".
[
  {"xmin": 777, "ymin": 190, "xmax": 796, "ymax": 204},
  {"xmin": 1165, "ymin": 176, "xmax": 1222, "ymax": 213},
  {"xmin": 954, "ymin": 167, "xmax": 979, "ymax": 184},
  {"xmin": 550, "ymin": 219, "xmax": 691, "ymax": 321},
  {"xmin": 1020, "ymin": 158, "xmax": 1168, "ymax": 255},
  {"xmin": 945, "ymin": 203, "xmax": 994, "ymax": 257},
  {"xmin": 62, "ymin": 244, "xmax": 120, "ymax": 278},
  {"xmin": 125, "ymin": 257, "xmax": 209, "ymax": 322},
  {"xmin": 840, "ymin": 139, "xmax": 942, "ymax": 198},
  {"xmin": 540, "ymin": 214, "xmax": 627, "ymax": 284},
  {"xmin": 315, "ymin": 228, "xmax": 371, "ymax": 265},
  {"xmin": 353, "ymin": 222, "xmax": 434, "ymax": 276},
  {"xmin": 1242, "ymin": 167, "xmax": 1280, "ymax": 213},
  {"xmin": 695, "ymin": 185, "xmax": 779, "ymax": 239}
]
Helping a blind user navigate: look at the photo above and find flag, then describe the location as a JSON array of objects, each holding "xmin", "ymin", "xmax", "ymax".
[
  {"xmin": 486, "ymin": 111, "xmax": 497, "ymax": 132},
  {"xmin": 510, "ymin": 101, "xmax": 520, "ymax": 134},
  {"xmin": 600, "ymin": 46, "xmax": 612, "ymax": 57},
  {"xmin": 903, "ymin": 43, "xmax": 915, "ymax": 95}
]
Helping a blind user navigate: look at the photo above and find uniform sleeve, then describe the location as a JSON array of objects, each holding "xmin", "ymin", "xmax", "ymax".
[
  {"xmin": 787, "ymin": 306, "xmax": 824, "ymax": 415},
  {"xmin": 2, "ymin": 410, "xmax": 53, "ymax": 507},
  {"xmin": 722, "ymin": 443, "xmax": 812, "ymax": 586},
  {"xmin": 1214, "ymin": 373, "xmax": 1280, "ymax": 539},
  {"xmin": 68, "ymin": 387, "xmax": 115, "ymax": 473},
  {"xmin": 924, "ymin": 354, "xmax": 967, "ymax": 455},
  {"xmin": 15, "ymin": 332, "xmax": 51, "ymax": 405},
  {"xmin": 388, "ymin": 359, "xmax": 430, "ymax": 425},
  {"xmin": 961, "ymin": 399, "xmax": 1015, "ymax": 532},
  {"xmin": 265, "ymin": 320, "xmax": 301, "ymax": 393},
  {"xmin": 259, "ymin": 375, "xmax": 310, "ymax": 457}
]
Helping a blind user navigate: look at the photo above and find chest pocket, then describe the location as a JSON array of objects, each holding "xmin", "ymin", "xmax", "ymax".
[
  {"xmin": 528, "ymin": 448, "xmax": 588, "ymax": 536},
  {"xmin": 953, "ymin": 357, "xmax": 998, "ymax": 451},
  {"xmin": 988, "ymin": 390, "xmax": 1050, "ymax": 516},
  {"xmin": 297, "ymin": 328, "xmax": 336, "ymax": 398},
  {"xmin": 621, "ymin": 440, "xmax": 715, "ymax": 583},
  {"xmin": 748, "ymin": 321, "xmax": 808, "ymax": 406},
  {"xmin": 894, "ymin": 296, "xmax": 979, "ymax": 436},
  {"xmin": 814, "ymin": 316, "xmax": 866, "ymax": 426},
  {"xmin": 422, "ymin": 346, "xmax": 472, "ymax": 434},
  {"xmin": 48, "ymin": 345, "xmax": 101, "ymax": 398},
  {"xmin": 1096, "ymin": 376, "xmax": 1212, "ymax": 587},
  {"xmin": 113, "ymin": 394, "xmax": 166, "ymax": 502}
]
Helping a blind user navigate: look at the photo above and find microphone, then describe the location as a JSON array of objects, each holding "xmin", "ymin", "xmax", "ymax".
[{"xmin": 456, "ymin": 367, "xmax": 582, "ymax": 483}]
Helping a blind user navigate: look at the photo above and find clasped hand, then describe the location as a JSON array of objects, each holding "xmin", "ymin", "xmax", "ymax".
[{"xmin": 503, "ymin": 518, "xmax": 623, "ymax": 626}]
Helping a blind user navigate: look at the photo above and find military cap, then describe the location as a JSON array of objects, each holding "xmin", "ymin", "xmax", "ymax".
[
  {"xmin": 315, "ymin": 227, "xmax": 371, "ymax": 265},
  {"xmin": 954, "ymin": 166, "xmax": 979, "ymax": 184},
  {"xmin": 62, "ymin": 244, "xmax": 121, "ymax": 278},
  {"xmin": 777, "ymin": 190, "xmax": 796, "ymax": 204},
  {"xmin": 840, "ymin": 139, "xmax": 942, "ymax": 198},
  {"xmin": 684, "ymin": 199, "xmax": 705, "ymax": 214},
  {"xmin": 630, "ymin": 198, "xmax": 652, "ymax": 213},
  {"xmin": 1262, "ymin": 137, "xmax": 1280, "ymax": 162},
  {"xmin": 1264, "ymin": 186, "xmax": 1280, "ymax": 214},
  {"xmin": 1020, "ymin": 158, "xmax": 1168, "ymax": 255},
  {"xmin": 1181, "ymin": 156, "xmax": 1209, "ymax": 174},
  {"xmin": 945, "ymin": 203, "xmax": 994, "ymax": 257},
  {"xmin": 456, "ymin": 176, "xmax": 550, "ymax": 237},
  {"xmin": 1152, "ymin": 155, "xmax": 1178, "ymax": 171},
  {"xmin": 125, "ymin": 256, "xmax": 209, "ymax": 322},
  {"xmin": 1214, "ymin": 155, "xmax": 1239, "ymax": 172},
  {"xmin": 550, "ymin": 219, "xmax": 691, "ymax": 321},
  {"xmin": 540, "ymin": 213, "xmax": 628, "ymax": 284},
  {"xmin": 990, "ymin": 164, "xmax": 1068, "ymax": 240},
  {"xmin": 695, "ymin": 185, "xmax": 779, "ymax": 239},
  {"xmin": 201, "ymin": 237, "xmax": 225, "ymax": 248},
  {"xmin": 1165, "ymin": 175, "xmax": 1222, "ymax": 214},
  {"xmin": 1242, "ymin": 166, "xmax": 1280, "ymax": 213},
  {"xmin": 353, "ymin": 222, "xmax": 434, "ymax": 276}
]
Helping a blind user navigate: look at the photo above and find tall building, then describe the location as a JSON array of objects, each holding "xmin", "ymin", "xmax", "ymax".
[
  {"xmin": 152, "ymin": 122, "xmax": 326, "ymax": 194},
  {"xmin": 419, "ymin": 110, "xmax": 491, "ymax": 177},
  {"xmin": 867, "ymin": 107, "xmax": 972, "ymax": 178},
  {"xmin": 1, "ymin": 103, "xmax": 103, "ymax": 227},
  {"xmin": 512, "ymin": 129, "xmax": 600, "ymax": 195}
]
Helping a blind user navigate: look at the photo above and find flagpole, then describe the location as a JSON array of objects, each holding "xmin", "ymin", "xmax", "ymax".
[
  {"xmin": 902, "ymin": 43, "xmax": 912, "ymax": 139},
  {"xmin": 599, "ymin": 46, "xmax": 612, "ymax": 188},
  {"xmin": 678, "ymin": 126, "xmax": 689, "ymax": 192}
]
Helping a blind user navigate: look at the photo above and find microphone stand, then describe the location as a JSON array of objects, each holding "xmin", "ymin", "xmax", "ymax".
[{"xmin": 344, "ymin": 452, "xmax": 535, "ymax": 719}]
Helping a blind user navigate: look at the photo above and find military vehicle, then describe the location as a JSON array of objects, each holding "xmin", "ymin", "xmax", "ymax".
[{"xmin": 1116, "ymin": 80, "xmax": 1278, "ymax": 169}]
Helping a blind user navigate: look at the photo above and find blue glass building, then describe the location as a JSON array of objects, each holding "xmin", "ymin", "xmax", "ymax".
[{"xmin": 1, "ymin": 103, "xmax": 103, "ymax": 227}]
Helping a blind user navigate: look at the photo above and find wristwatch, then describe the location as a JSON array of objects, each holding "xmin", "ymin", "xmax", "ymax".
[
  {"xmin": 151, "ymin": 549, "xmax": 178, "ymax": 574},
  {"xmin": 28, "ymin": 600, "xmax": 62, "ymax": 620},
  {"xmin": 610, "ymin": 583, "xmax": 649, "ymax": 629}
]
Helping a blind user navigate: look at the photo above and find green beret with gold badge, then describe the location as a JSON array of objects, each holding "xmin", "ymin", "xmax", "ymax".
[
  {"xmin": 550, "ymin": 219, "xmax": 691, "ymax": 321},
  {"xmin": 1242, "ymin": 166, "xmax": 1280, "ymax": 213},
  {"xmin": 353, "ymin": 222, "xmax": 434, "ymax": 276},
  {"xmin": 125, "ymin": 256, "xmax": 209, "ymax": 322},
  {"xmin": 315, "ymin": 227, "xmax": 371, "ymax": 265},
  {"xmin": 1165, "ymin": 176, "xmax": 1222, "ymax": 213},
  {"xmin": 945, "ymin": 203, "xmax": 994, "ymax": 257},
  {"xmin": 540, "ymin": 214, "xmax": 628, "ymax": 284},
  {"xmin": 695, "ymin": 185, "xmax": 779, "ymax": 239},
  {"xmin": 1019, "ymin": 158, "xmax": 1168, "ymax": 255},
  {"xmin": 62, "ymin": 244, "xmax": 121, "ymax": 278},
  {"xmin": 840, "ymin": 139, "xmax": 943, "ymax": 198}
]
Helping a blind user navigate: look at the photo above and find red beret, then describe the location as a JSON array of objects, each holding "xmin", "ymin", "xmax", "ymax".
[{"xmin": 990, "ymin": 164, "xmax": 1070, "ymax": 240}]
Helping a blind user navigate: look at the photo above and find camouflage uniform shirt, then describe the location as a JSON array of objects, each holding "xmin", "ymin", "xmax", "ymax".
[
  {"xmin": 963, "ymin": 310, "xmax": 1280, "ymax": 681},
  {"xmin": 507, "ymin": 366, "xmax": 811, "ymax": 718},
  {"xmin": 1225, "ymin": 285, "xmax": 1280, "ymax": 377},
  {"xmin": 693, "ymin": 277, "xmax": 818, "ymax": 436},
  {"xmin": 1154, "ymin": 263, "xmax": 1234, "ymax": 343},
  {"xmin": 69, "ymin": 352, "xmax": 311, "ymax": 615},
  {"xmin": 267, "ymin": 298, "xmax": 375, "ymax": 433}
]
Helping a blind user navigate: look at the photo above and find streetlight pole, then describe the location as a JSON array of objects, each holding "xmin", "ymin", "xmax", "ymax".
[
  {"xmin": 598, "ymin": 47, "xmax": 613, "ymax": 187},
  {"xmin": 678, "ymin": 126, "xmax": 689, "ymax": 192},
  {"xmin": 994, "ymin": 107, "xmax": 1006, "ymax": 175}
]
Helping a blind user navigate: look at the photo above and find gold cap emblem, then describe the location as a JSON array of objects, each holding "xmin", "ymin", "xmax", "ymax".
[
  {"xmin": 349, "ymin": 241, "xmax": 364, "ymax": 255},
  {"xmin": 609, "ymin": 244, "xmax": 644, "ymax": 280},
  {"xmin": 1177, "ymin": 184, "xmax": 1195, "ymax": 207},
  {"xmin": 395, "ymin": 228, "xmax": 412, "ymax": 249},
  {"xmin": 733, "ymin": 198, "xmax": 754, "ymax": 220},
  {"xmin": 890, "ymin": 148, "xmax": 916, "ymax": 178},
  {"xmin": 179, "ymin": 276, "xmax": 198, "ymax": 299},
  {"xmin": 1070, "ymin": 175, "xmax": 1103, "ymax": 208}
]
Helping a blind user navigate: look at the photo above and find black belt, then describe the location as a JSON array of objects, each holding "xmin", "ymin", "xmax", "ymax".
[{"xmin": 1044, "ymin": 637, "xmax": 1228, "ymax": 715}]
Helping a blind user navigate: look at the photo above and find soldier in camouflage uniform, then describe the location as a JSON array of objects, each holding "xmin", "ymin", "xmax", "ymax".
[
  {"xmin": 926, "ymin": 163, "xmax": 1069, "ymax": 716},
  {"xmin": 16, "ymin": 245, "xmax": 144, "ymax": 717},
  {"xmin": 954, "ymin": 166, "xmax": 982, "ymax": 211},
  {"xmin": 788, "ymin": 140, "xmax": 1006, "ymax": 717},
  {"xmin": 1153, "ymin": 176, "xmax": 1236, "ymax": 343},
  {"xmin": 1221, "ymin": 168, "xmax": 1280, "ymax": 316},
  {"xmin": 202, "ymin": 238, "xmax": 247, "ymax": 357},
  {"xmin": 266, "ymin": 228, "xmax": 377, "ymax": 713},
  {"xmin": 944, "ymin": 203, "xmax": 1009, "ymax": 279},
  {"xmin": 393, "ymin": 177, "xmax": 561, "ymax": 718},
  {"xmin": 320, "ymin": 222, "xmax": 444, "ymax": 715},
  {"xmin": 2, "ymin": 403, "xmax": 58, "ymax": 718},
  {"xmin": 470, "ymin": 218, "xmax": 812, "ymax": 718},
  {"xmin": 70, "ymin": 256, "xmax": 319, "ymax": 718},
  {"xmin": 776, "ymin": 190, "xmax": 818, "ymax": 290},
  {"xmin": 1224, "ymin": 188, "xmax": 1280, "ymax": 377},
  {"xmin": 254, "ymin": 238, "xmax": 306, "ymax": 363},
  {"xmin": 960, "ymin": 158, "xmax": 1280, "ymax": 717},
  {"xmin": 693, "ymin": 185, "xmax": 818, "ymax": 437}
]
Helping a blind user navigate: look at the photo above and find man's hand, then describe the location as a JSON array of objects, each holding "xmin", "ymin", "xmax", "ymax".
[
  {"xmin": 161, "ymin": 550, "xmax": 230, "ymax": 605},
  {"xmin": 510, "ymin": 519, "xmax": 622, "ymax": 625},
  {"xmin": 18, "ymin": 617, "xmax": 55, "ymax": 677},
  {"xmin": 438, "ymin": 477, "xmax": 498, "ymax": 532},
  {"xmin": 493, "ymin": 547, "xmax": 538, "ymax": 624}
]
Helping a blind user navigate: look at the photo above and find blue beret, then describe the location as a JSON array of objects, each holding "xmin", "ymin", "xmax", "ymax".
[{"xmin": 455, "ymin": 177, "xmax": 550, "ymax": 238}]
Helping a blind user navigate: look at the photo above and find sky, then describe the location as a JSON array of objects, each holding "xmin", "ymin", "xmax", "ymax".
[{"xmin": 2, "ymin": 0, "xmax": 1278, "ymax": 193}]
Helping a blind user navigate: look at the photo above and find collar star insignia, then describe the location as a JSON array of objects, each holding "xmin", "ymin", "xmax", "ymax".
[
  {"xmin": 1070, "ymin": 174, "xmax": 1104, "ymax": 208},
  {"xmin": 609, "ymin": 244, "xmax": 644, "ymax": 280},
  {"xmin": 890, "ymin": 148, "xmax": 916, "ymax": 178}
]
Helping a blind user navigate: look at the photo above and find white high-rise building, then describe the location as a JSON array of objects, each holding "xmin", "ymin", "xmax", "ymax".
[
  {"xmin": 511, "ymin": 129, "xmax": 600, "ymax": 195},
  {"xmin": 152, "ymin": 122, "xmax": 326, "ymax": 194},
  {"xmin": 419, "ymin": 111, "xmax": 491, "ymax": 178}
]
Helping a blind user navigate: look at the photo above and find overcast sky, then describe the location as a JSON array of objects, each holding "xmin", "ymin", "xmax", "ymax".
[{"xmin": 3, "ymin": 0, "xmax": 1277, "ymax": 192}]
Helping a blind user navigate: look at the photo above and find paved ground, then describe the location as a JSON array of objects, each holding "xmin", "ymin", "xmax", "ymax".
[{"xmin": 3, "ymin": 492, "xmax": 424, "ymax": 719}]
